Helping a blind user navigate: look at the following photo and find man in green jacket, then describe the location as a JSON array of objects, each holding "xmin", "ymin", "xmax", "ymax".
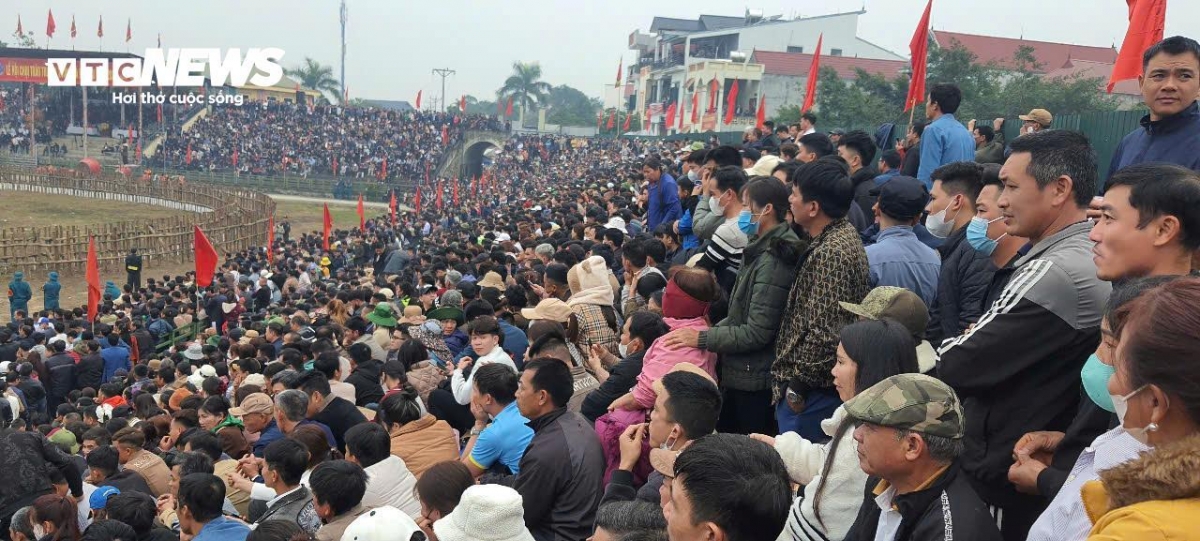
[
  {"xmin": 663, "ymin": 177, "xmax": 803, "ymax": 435},
  {"xmin": 7, "ymin": 272, "xmax": 32, "ymax": 320}
]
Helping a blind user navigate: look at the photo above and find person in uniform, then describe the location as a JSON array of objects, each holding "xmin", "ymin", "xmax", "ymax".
[{"xmin": 125, "ymin": 249, "xmax": 143, "ymax": 290}]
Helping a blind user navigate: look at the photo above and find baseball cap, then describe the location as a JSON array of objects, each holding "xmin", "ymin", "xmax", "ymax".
[
  {"xmin": 520, "ymin": 298, "xmax": 573, "ymax": 323},
  {"xmin": 90, "ymin": 486, "xmax": 121, "ymax": 510},
  {"xmin": 341, "ymin": 505, "xmax": 423, "ymax": 541},
  {"xmin": 872, "ymin": 176, "xmax": 929, "ymax": 221},
  {"xmin": 839, "ymin": 286, "xmax": 929, "ymax": 338},
  {"xmin": 844, "ymin": 374, "xmax": 965, "ymax": 439},
  {"xmin": 1018, "ymin": 108, "xmax": 1053, "ymax": 127},
  {"xmin": 229, "ymin": 393, "xmax": 274, "ymax": 417}
]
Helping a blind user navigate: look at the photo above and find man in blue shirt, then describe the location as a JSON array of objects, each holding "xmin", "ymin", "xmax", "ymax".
[
  {"xmin": 866, "ymin": 176, "xmax": 942, "ymax": 307},
  {"xmin": 642, "ymin": 155, "xmax": 681, "ymax": 230},
  {"xmin": 918, "ymin": 83, "xmax": 977, "ymax": 188},
  {"xmin": 178, "ymin": 473, "xmax": 249, "ymax": 541},
  {"xmin": 462, "ymin": 363, "xmax": 533, "ymax": 479},
  {"xmin": 1107, "ymin": 36, "xmax": 1200, "ymax": 180}
]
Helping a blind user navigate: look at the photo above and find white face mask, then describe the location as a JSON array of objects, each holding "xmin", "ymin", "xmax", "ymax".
[
  {"xmin": 709, "ymin": 194, "xmax": 725, "ymax": 216},
  {"xmin": 618, "ymin": 340, "xmax": 631, "ymax": 358},
  {"xmin": 32, "ymin": 524, "xmax": 45, "ymax": 540},
  {"xmin": 1111, "ymin": 385, "xmax": 1158, "ymax": 445},
  {"xmin": 925, "ymin": 196, "xmax": 960, "ymax": 238}
]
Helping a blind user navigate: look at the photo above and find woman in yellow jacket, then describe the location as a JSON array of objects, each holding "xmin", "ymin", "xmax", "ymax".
[{"xmin": 1083, "ymin": 277, "xmax": 1200, "ymax": 541}]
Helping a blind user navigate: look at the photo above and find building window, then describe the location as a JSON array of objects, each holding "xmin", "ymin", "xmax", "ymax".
[
  {"xmin": 787, "ymin": 46, "xmax": 804, "ymax": 54},
  {"xmin": 831, "ymin": 48, "xmax": 843, "ymax": 57}
]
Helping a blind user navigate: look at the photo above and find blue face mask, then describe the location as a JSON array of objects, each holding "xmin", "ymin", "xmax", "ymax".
[
  {"xmin": 1081, "ymin": 353, "xmax": 1116, "ymax": 413},
  {"xmin": 737, "ymin": 209, "xmax": 758, "ymax": 235},
  {"xmin": 966, "ymin": 216, "xmax": 1005, "ymax": 256}
]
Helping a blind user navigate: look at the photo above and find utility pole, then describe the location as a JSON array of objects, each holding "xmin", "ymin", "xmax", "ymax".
[
  {"xmin": 339, "ymin": 0, "xmax": 348, "ymax": 102},
  {"xmin": 432, "ymin": 68, "xmax": 455, "ymax": 113}
]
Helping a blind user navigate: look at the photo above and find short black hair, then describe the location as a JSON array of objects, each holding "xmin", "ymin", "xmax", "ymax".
[
  {"xmin": 797, "ymin": 133, "xmax": 834, "ymax": 158},
  {"xmin": 1142, "ymin": 35, "xmax": 1200, "ymax": 70},
  {"xmin": 177, "ymin": 451, "xmax": 215, "ymax": 476},
  {"xmin": 673, "ymin": 434, "xmax": 792, "ymax": 541},
  {"xmin": 837, "ymin": 130, "xmax": 876, "ymax": 166},
  {"xmin": 1106, "ymin": 163, "xmax": 1200, "ymax": 250},
  {"xmin": 178, "ymin": 473, "xmax": 226, "ymax": 523},
  {"xmin": 706, "ymin": 145, "xmax": 742, "ymax": 168},
  {"xmin": 86, "ymin": 445, "xmax": 120, "ymax": 477},
  {"xmin": 712, "ymin": 166, "xmax": 748, "ymax": 196},
  {"xmin": 296, "ymin": 369, "xmax": 332, "ymax": 398},
  {"xmin": 524, "ymin": 358, "xmax": 574, "ymax": 409},
  {"xmin": 660, "ymin": 372, "xmax": 722, "ymax": 440},
  {"xmin": 474, "ymin": 362, "xmax": 519, "ymax": 405},
  {"xmin": 310, "ymin": 460, "xmax": 368, "ymax": 517},
  {"xmin": 801, "ymin": 111, "xmax": 817, "ymax": 125},
  {"xmin": 1007, "ymin": 129, "xmax": 1097, "ymax": 207},
  {"xmin": 344, "ymin": 422, "xmax": 391, "ymax": 468},
  {"xmin": 246, "ymin": 521, "xmax": 303, "ymax": 541},
  {"xmin": 931, "ymin": 161, "xmax": 984, "ymax": 202},
  {"xmin": 928, "ymin": 83, "xmax": 963, "ymax": 114},
  {"xmin": 184, "ymin": 430, "xmax": 223, "ymax": 462},
  {"xmin": 80, "ymin": 520, "xmax": 136, "ymax": 541},
  {"xmin": 104, "ymin": 492, "xmax": 158, "ymax": 535},
  {"xmin": 974, "ymin": 125, "xmax": 995, "ymax": 142},
  {"xmin": 791, "ymin": 158, "xmax": 854, "ymax": 219},
  {"xmin": 911, "ymin": 120, "xmax": 926, "ymax": 137},
  {"xmin": 879, "ymin": 149, "xmax": 902, "ymax": 169},
  {"xmin": 744, "ymin": 177, "xmax": 791, "ymax": 222},
  {"xmin": 263, "ymin": 438, "xmax": 309, "ymax": 486},
  {"xmin": 603, "ymin": 228, "xmax": 625, "ymax": 248}
]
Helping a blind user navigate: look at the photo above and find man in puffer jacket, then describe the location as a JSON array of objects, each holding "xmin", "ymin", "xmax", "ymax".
[{"xmin": 42, "ymin": 272, "xmax": 61, "ymax": 312}]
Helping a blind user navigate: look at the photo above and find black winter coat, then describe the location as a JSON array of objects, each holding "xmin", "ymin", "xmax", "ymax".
[
  {"xmin": 44, "ymin": 353, "xmax": 76, "ymax": 402},
  {"xmin": 0, "ymin": 429, "xmax": 82, "ymax": 517},
  {"xmin": 844, "ymin": 464, "xmax": 1002, "ymax": 541},
  {"xmin": 76, "ymin": 353, "xmax": 104, "ymax": 391},
  {"xmin": 345, "ymin": 360, "xmax": 384, "ymax": 407},
  {"xmin": 926, "ymin": 226, "xmax": 996, "ymax": 345}
]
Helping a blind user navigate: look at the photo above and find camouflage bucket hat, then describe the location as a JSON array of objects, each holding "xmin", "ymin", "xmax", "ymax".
[
  {"xmin": 839, "ymin": 286, "xmax": 929, "ymax": 337},
  {"xmin": 843, "ymin": 373, "xmax": 964, "ymax": 439}
]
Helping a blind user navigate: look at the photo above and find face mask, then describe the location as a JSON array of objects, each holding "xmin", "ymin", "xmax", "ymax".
[
  {"xmin": 925, "ymin": 197, "xmax": 960, "ymax": 238},
  {"xmin": 660, "ymin": 432, "xmax": 678, "ymax": 451},
  {"xmin": 618, "ymin": 341, "xmax": 630, "ymax": 358},
  {"xmin": 687, "ymin": 169, "xmax": 699, "ymax": 182},
  {"xmin": 709, "ymin": 195, "xmax": 725, "ymax": 216},
  {"xmin": 1111, "ymin": 385, "xmax": 1157, "ymax": 445},
  {"xmin": 737, "ymin": 209, "xmax": 759, "ymax": 236},
  {"xmin": 967, "ymin": 216, "xmax": 1006, "ymax": 255},
  {"xmin": 33, "ymin": 525, "xmax": 45, "ymax": 540},
  {"xmin": 1081, "ymin": 354, "xmax": 1116, "ymax": 413}
]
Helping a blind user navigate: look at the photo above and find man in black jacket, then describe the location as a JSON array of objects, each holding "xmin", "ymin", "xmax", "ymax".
[
  {"xmin": 513, "ymin": 358, "xmax": 605, "ymax": 541},
  {"xmin": 344, "ymin": 343, "xmax": 384, "ymax": 407},
  {"xmin": 296, "ymin": 371, "xmax": 365, "ymax": 454},
  {"xmin": 924, "ymin": 162, "xmax": 996, "ymax": 344},
  {"xmin": 43, "ymin": 340, "xmax": 76, "ymax": 414},
  {"xmin": 76, "ymin": 340, "xmax": 105, "ymax": 392},
  {"xmin": 0, "ymin": 420, "xmax": 83, "ymax": 532},
  {"xmin": 843, "ymin": 374, "xmax": 1001, "ymax": 541}
]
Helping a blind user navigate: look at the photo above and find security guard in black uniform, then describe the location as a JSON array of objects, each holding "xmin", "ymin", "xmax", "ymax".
[{"xmin": 125, "ymin": 248, "xmax": 143, "ymax": 289}]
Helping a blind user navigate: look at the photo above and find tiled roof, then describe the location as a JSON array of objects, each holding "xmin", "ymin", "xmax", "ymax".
[
  {"xmin": 751, "ymin": 50, "xmax": 908, "ymax": 79},
  {"xmin": 931, "ymin": 30, "xmax": 1117, "ymax": 73},
  {"xmin": 1042, "ymin": 59, "xmax": 1141, "ymax": 96}
]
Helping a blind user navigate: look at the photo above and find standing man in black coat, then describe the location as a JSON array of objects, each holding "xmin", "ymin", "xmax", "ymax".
[
  {"xmin": 924, "ymin": 162, "xmax": 996, "ymax": 345},
  {"xmin": 43, "ymin": 340, "xmax": 76, "ymax": 414},
  {"xmin": 76, "ymin": 340, "xmax": 104, "ymax": 392},
  {"xmin": 125, "ymin": 249, "xmax": 143, "ymax": 290}
]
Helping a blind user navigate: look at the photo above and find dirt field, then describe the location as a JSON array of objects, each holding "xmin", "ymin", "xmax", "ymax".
[{"xmin": 1, "ymin": 193, "xmax": 389, "ymax": 322}]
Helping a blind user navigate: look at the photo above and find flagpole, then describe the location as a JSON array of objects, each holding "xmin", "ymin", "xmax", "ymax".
[{"xmin": 83, "ymin": 87, "xmax": 89, "ymax": 158}]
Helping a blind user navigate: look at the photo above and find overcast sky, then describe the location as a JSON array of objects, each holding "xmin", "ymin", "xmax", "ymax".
[{"xmin": 5, "ymin": 0, "xmax": 1197, "ymax": 103}]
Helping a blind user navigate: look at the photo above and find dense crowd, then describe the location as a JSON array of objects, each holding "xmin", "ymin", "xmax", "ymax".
[
  {"xmin": 155, "ymin": 102, "xmax": 507, "ymax": 181},
  {"xmin": 1, "ymin": 35, "xmax": 1199, "ymax": 541}
]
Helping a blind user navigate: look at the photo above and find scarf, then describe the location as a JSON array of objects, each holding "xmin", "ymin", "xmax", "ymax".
[{"xmin": 213, "ymin": 415, "xmax": 245, "ymax": 433}]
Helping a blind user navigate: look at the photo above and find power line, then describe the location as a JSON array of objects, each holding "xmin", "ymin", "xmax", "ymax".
[{"xmin": 431, "ymin": 68, "xmax": 456, "ymax": 112}]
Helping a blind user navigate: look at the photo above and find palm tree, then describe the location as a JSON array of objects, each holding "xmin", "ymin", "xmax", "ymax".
[
  {"xmin": 285, "ymin": 57, "xmax": 342, "ymax": 103},
  {"xmin": 497, "ymin": 62, "xmax": 552, "ymax": 120}
]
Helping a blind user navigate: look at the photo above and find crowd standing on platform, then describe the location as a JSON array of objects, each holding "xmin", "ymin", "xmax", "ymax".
[{"xmin": 2, "ymin": 35, "xmax": 1200, "ymax": 541}]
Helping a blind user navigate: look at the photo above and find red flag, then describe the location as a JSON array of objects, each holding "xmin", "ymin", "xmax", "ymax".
[
  {"xmin": 46, "ymin": 10, "xmax": 56, "ymax": 38},
  {"xmin": 756, "ymin": 96, "xmax": 766, "ymax": 130},
  {"xmin": 15, "ymin": 15, "xmax": 22, "ymax": 36},
  {"xmin": 231, "ymin": 147, "xmax": 239, "ymax": 167},
  {"xmin": 905, "ymin": 0, "xmax": 932, "ymax": 112},
  {"xmin": 136, "ymin": 141, "xmax": 142, "ymax": 162},
  {"xmin": 415, "ymin": 90, "xmax": 422, "ymax": 109},
  {"xmin": 380, "ymin": 156, "xmax": 387, "ymax": 178},
  {"xmin": 194, "ymin": 226, "xmax": 219, "ymax": 288},
  {"xmin": 505, "ymin": 97, "xmax": 513, "ymax": 117},
  {"xmin": 691, "ymin": 93, "xmax": 699, "ymax": 123},
  {"xmin": 665, "ymin": 103, "xmax": 677, "ymax": 129},
  {"xmin": 185, "ymin": 142, "xmax": 193, "ymax": 164},
  {"xmin": 357, "ymin": 194, "xmax": 366, "ymax": 232},
  {"xmin": 459, "ymin": 94, "xmax": 466, "ymax": 113},
  {"xmin": 616, "ymin": 57, "xmax": 623, "ymax": 86},
  {"xmin": 97, "ymin": 15, "xmax": 102, "ymax": 38},
  {"xmin": 623, "ymin": 111, "xmax": 631, "ymax": 131},
  {"xmin": 1108, "ymin": 0, "xmax": 1167, "ymax": 92},
  {"xmin": 389, "ymin": 192, "xmax": 397, "ymax": 225},
  {"xmin": 322, "ymin": 204, "xmax": 332, "ymax": 252},
  {"xmin": 678, "ymin": 100, "xmax": 685, "ymax": 131},
  {"xmin": 70, "ymin": 15, "xmax": 76, "ymax": 38},
  {"xmin": 708, "ymin": 78, "xmax": 718, "ymax": 112},
  {"xmin": 453, "ymin": 180, "xmax": 460, "ymax": 205},
  {"xmin": 803, "ymin": 34, "xmax": 823, "ymax": 113},
  {"xmin": 436, "ymin": 179, "xmax": 444, "ymax": 210},
  {"xmin": 724, "ymin": 80, "xmax": 739, "ymax": 125},
  {"xmin": 126, "ymin": 124, "xmax": 133, "ymax": 143},
  {"xmin": 606, "ymin": 110, "xmax": 616, "ymax": 129},
  {"xmin": 414, "ymin": 186, "xmax": 423, "ymax": 214},
  {"xmin": 125, "ymin": 18, "xmax": 131, "ymax": 43},
  {"xmin": 156, "ymin": 102, "xmax": 163, "ymax": 123},
  {"xmin": 266, "ymin": 215, "xmax": 274, "ymax": 263},
  {"xmin": 85, "ymin": 236, "xmax": 101, "ymax": 322},
  {"xmin": 441, "ymin": 125, "xmax": 448, "ymax": 145}
]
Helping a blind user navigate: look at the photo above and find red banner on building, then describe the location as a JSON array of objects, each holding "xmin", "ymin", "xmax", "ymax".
[{"xmin": 0, "ymin": 58, "xmax": 49, "ymax": 83}]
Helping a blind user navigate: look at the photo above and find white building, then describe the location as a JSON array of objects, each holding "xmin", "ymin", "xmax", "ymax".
[{"xmin": 626, "ymin": 10, "xmax": 905, "ymax": 134}]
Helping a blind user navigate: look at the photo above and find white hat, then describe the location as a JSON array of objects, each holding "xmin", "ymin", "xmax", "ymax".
[
  {"xmin": 183, "ymin": 344, "xmax": 204, "ymax": 360},
  {"xmin": 187, "ymin": 373, "xmax": 206, "ymax": 389},
  {"xmin": 377, "ymin": 287, "xmax": 395, "ymax": 300},
  {"xmin": 604, "ymin": 216, "xmax": 626, "ymax": 231},
  {"xmin": 198, "ymin": 365, "xmax": 217, "ymax": 378},
  {"xmin": 433, "ymin": 485, "xmax": 535, "ymax": 541},
  {"xmin": 340, "ymin": 506, "xmax": 422, "ymax": 541}
]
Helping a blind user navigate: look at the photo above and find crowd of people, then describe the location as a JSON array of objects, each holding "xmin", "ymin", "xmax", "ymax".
[
  {"xmin": 1, "ymin": 35, "xmax": 1199, "ymax": 541},
  {"xmin": 155, "ymin": 102, "xmax": 507, "ymax": 181}
]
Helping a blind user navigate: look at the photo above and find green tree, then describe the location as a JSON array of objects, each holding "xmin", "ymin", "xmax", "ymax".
[
  {"xmin": 1, "ymin": 31, "xmax": 39, "ymax": 48},
  {"xmin": 545, "ymin": 85, "xmax": 601, "ymax": 127},
  {"xmin": 444, "ymin": 95, "xmax": 499, "ymax": 116},
  {"xmin": 497, "ymin": 62, "xmax": 552, "ymax": 118},
  {"xmin": 285, "ymin": 57, "xmax": 342, "ymax": 104}
]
